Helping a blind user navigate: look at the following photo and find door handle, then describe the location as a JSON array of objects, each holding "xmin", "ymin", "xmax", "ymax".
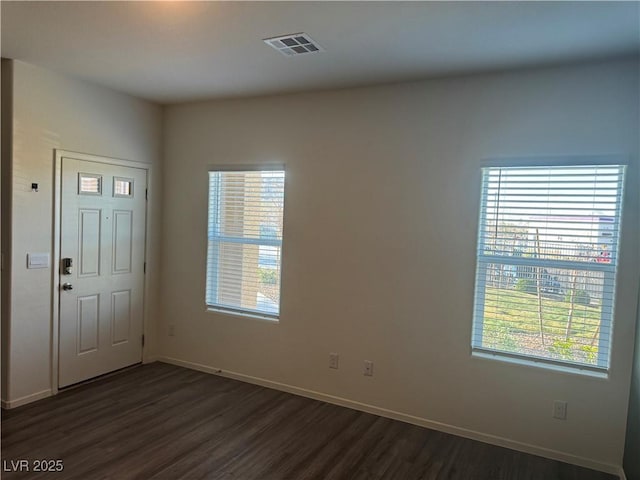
[{"xmin": 62, "ymin": 283, "xmax": 73, "ymax": 291}]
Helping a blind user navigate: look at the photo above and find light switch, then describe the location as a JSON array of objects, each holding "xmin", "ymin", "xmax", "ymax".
[{"xmin": 27, "ymin": 253, "xmax": 50, "ymax": 269}]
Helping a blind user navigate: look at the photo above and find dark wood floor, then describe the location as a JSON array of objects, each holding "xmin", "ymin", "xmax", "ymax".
[{"xmin": 1, "ymin": 362, "xmax": 617, "ymax": 480}]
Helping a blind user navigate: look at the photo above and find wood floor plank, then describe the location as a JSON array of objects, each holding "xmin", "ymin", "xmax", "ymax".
[{"xmin": 1, "ymin": 362, "xmax": 618, "ymax": 480}]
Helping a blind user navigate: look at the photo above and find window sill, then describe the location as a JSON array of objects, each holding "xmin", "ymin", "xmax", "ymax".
[
  {"xmin": 205, "ymin": 306, "xmax": 279, "ymax": 323},
  {"xmin": 471, "ymin": 349, "xmax": 609, "ymax": 379}
]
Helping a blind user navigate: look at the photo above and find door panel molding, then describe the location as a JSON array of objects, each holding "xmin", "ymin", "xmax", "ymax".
[
  {"xmin": 112, "ymin": 210, "xmax": 133, "ymax": 275},
  {"xmin": 53, "ymin": 149, "xmax": 151, "ymax": 393},
  {"xmin": 78, "ymin": 208, "xmax": 102, "ymax": 277},
  {"xmin": 111, "ymin": 289, "xmax": 131, "ymax": 346},
  {"xmin": 77, "ymin": 294, "xmax": 99, "ymax": 354}
]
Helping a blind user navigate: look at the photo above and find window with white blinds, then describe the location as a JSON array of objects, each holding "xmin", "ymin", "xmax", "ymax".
[
  {"xmin": 206, "ymin": 169, "xmax": 285, "ymax": 318},
  {"xmin": 471, "ymin": 163, "xmax": 625, "ymax": 372}
]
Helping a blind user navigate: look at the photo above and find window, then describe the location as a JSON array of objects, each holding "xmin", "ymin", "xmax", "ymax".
[
  {"xmin": 78, "ymin": 173, "xmax": 102, "ymax": 195},
  {"xmin": 114, "ymin": 177, "xmax": 134, "ymax": 197},
  {"xmin": 471, "ymin": 163, "xmax": 625, "ymax": 372},
  {"xmin": 206, "ymin": 169, "xmax": 285, "ymax": 318}
]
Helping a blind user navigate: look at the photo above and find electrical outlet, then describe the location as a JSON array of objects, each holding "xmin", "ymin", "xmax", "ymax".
[
  {"xmin": 329, "ymin": 353, "xmax": 339, "ymax": 369},
  {"xmin": 553, "ymin": 400, "xmax": 567, "ymax": 420},
  {"xmin": 168, "ymin": 324, "xmax": 175, "ymax": 337},
  {"xmin": 364, "ymin": 360, "xmax": 373, "ymax": 376}
]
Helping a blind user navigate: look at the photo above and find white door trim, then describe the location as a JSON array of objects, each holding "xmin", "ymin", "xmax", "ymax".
[{"xmin": 52, "ymin": 149, "xmax": 152, "ymax": 394}]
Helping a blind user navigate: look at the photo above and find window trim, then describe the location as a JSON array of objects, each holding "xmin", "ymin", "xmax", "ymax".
[
  {"xmin": 113, "ymin": 176, "xmax": 134, "ymax": 198},
  {"xmin": 205, "ymin": 305, "xmax": 280, "ymax": 323},
  {"xmin": 205, "ymin": 165, "xmax": 286, "ymax": 320},
  {"xmin": 78, "ymin": 172, "xmax": 103, "ymax": 196},
  {"xmin": 471, "ymin": 157, "xmax": 627, "ymax": 374},
  {"xmin": 471, "ymin": 349, "xmax": 609, "ymax": 379},
  {"xmin": 480, "ymin": 154, "xmax": 627, "ymax": 168}
]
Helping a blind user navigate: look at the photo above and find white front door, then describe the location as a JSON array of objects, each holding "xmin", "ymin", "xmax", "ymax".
[{"xmin": 58, "ymin": 156, "xmax": 147, "ymax": 388}]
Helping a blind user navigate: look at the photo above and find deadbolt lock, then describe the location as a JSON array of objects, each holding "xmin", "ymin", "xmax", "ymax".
[{"xmin": 61, "ymin": 258, "xmax": 73, "ymax": 275}]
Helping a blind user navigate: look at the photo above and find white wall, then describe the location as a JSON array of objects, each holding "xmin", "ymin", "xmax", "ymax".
[
  {"xmin": 624, "ymin": 294, "xmax": 640, "ymax": 480},
  {"xmin": 2, "ymin": 60, "xmax": 162, "ymax": 404},
  {"xmin": 162, "ymin": 59, "xmax": 639, "ymax": 469},
  {"xmin": 623, "ymin": 141, "xmax": 640, "ymax": 478}
]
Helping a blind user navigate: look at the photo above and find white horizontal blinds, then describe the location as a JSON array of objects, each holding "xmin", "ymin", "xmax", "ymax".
[
  {"xmin": 206, "ymin": 170, "xmax": 285, "ymax": 317},
  {"xmin": 472, "ymin": 164, "xmax": 625, "ymax": 370}
]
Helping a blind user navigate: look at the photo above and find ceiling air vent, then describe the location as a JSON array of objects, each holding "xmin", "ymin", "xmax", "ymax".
[{"xmin": 263, "ymin": 33, "xmax": 324, "ymax": 57}]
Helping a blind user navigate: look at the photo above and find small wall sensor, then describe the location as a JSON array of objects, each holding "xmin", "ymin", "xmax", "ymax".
[{"xmin": 31, "ymin": 183, "xmax": 39, "ymax": 192}]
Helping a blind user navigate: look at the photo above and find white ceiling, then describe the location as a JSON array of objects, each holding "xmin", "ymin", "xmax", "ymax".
[{"xmin": 2, "ymin": 1, "xmax": 638, "ymax": 104}]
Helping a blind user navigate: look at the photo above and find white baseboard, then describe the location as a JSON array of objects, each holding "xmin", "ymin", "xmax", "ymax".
[
  {"xmin": 617, "ymin": 467, "xmax": 627, "ymax": 480},
  {"xmin": 143, "ymin": 355, "xmax": 158, "ymax": 364},
  {"xmin": 1, "ymin": 389, "xmax": 52, "ymax": 409},
  {"xmin": 157, "ymin": 356, "xmax": 622, "ymax": 478}
]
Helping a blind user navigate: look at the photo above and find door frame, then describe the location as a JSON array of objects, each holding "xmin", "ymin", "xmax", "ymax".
[{"xmin": 52, "ymin": 149, "xmax": 152, "ymax": 394}]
